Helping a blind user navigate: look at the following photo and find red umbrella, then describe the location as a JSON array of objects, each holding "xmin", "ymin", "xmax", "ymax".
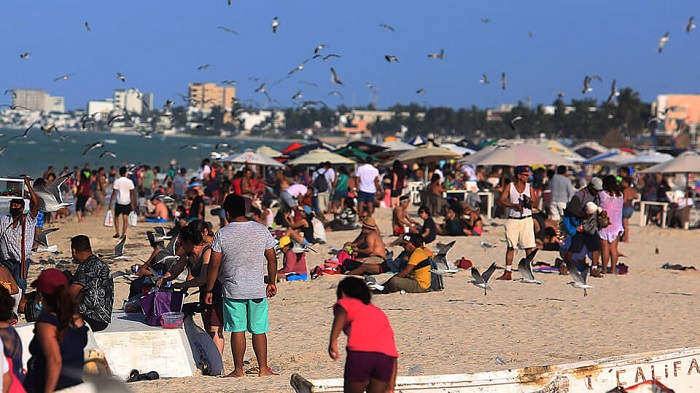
[{"xmin": 282, "ymin": 142, "xmax": 305, "ymax": 155}]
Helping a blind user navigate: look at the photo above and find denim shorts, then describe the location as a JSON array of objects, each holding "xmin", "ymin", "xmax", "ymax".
[
  {"xmin": 622, "ymin": 206, "xmax": 634, "ymax": 219},
  {"xmin": 357, "ymin": 191, "xmax": 374, "ymax": 203}
]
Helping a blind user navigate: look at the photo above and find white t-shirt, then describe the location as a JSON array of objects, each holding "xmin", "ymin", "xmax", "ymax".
[
  {"xmin": 113, "ymin": 176, "xmax": 135, "ymax": 205},
  {"xmin": 197, "ymin": 165, "xmax": 211, "ymax": 181},
  {"xmin": 355, "ymin": 164, "xmax": 380, "ymax": 194},
  {"xmin": 285, "ymin": 183, "xmax": 308, "ymax": 198}
]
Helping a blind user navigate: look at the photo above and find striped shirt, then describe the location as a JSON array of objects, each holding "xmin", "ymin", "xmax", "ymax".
[{"xmin": 0, "ymin": 213, "xmax": 38, "ymax": 262}]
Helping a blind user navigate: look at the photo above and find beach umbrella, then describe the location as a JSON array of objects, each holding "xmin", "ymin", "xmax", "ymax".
[
  {"xmin": 380, "ymin": 140, "xmax": 416, "ymax": 152},
  {"xmin": 287, "ymin": 148, "xmax": 356, "ymax": 166},
  {"xmin": 334, "ymin": 147, "xmax": 381, "ymax": 162},
  {"xmin": 223, "ymin": 150, "xmax": 285, "ymax": 167},
  {"xmin": 440, "ymin": 143, "xmax": 476, "ymax": 156},
  {"xmin": 281, "ymin": 142, "xmax": 305, "ymax": 155},
  {"xmin": 535, "ymin": 139, "xmax": 584, "ymax": 163},
  {"xmin": 389, "ymin": 142, "xmax": 462, "ymax": 165},
  {"xmin": 408, "ymin": 135, "xmax": 427, "ymax": 146},
  {"xmin": 460, "ymin": 140, "xmax": 573, "ymax": 166},
  {"xmin": 582, "ymin": 150, "xmax": 636, "ymax": 165},
  {"xmin": 640, "ymin": 151, "xmax": 700, "ymax": 174},
  {"xmin": 618, "ymin": 151, "xmax": 674, "ymax": 166},
  {"xmin": 572, "ymin": 141, "xmax": 610, "ymax": 159},
  {"xmin": 256, "ymin": 145, "xmax": 282, "ymax": 158}
]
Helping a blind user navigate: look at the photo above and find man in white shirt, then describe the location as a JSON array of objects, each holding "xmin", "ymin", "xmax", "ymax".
[
  {"xmin": 354, "ymin": 157, "xmax": 380, "ymax": 217},
  {"xmin": 312, "ymin": 162, "xmax": 335, "ymax": 216},
  {"xmin": 108, "ymin": 166, "xmax": 136, "ymax": 239}
]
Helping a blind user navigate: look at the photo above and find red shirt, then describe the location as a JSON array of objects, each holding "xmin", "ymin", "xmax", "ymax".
[
  {"xmin": 334, "ymin": 298, "xmax": 398, "ymax": 358},
  {"xmin": 279, "ymin": 250, "xmax": 307, "ymax": 275},
  {"xmin": 231, "ymin": 178, "xmax": 242, "ymax": 195}
]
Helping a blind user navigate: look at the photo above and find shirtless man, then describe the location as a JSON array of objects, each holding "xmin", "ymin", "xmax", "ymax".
[
  {"xmin": 144, "ymin": 196, "xmax": 170, "ymax": 221},
  {"xmin": 392, "ymin": 195, "xmax": 419, "ymax": 236},
  {"xmin": 345, "ymin": 217, "xmax": 388, "ymax": 276}
]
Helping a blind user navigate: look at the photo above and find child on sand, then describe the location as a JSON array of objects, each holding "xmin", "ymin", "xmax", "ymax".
[{"xmin": 328, "ymin": 277, "xmax": 398, "ymax": 393}]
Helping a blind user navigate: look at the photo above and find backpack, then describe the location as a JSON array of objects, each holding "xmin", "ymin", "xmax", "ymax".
[
  {"xmin": 314, "ymin": 169, "xmax": 329, "ymax": 192},
  {"xmin": 412, "ymin": 257, "xmax": 443, "ymax": 292}
]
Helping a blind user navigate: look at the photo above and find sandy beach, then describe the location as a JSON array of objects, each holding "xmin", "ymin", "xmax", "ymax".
[{"xmin": 26, "ymin": 206, "xmax": 700, "ymax": 392}]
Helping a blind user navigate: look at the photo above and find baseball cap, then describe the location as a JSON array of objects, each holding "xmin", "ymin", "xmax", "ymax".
[
  {"xmin": 278, "ymin": 236, "xmax": 292, "ymax": 248},
  {"xmin": 589, "ymin": 177, "xmax": 603, "ymax": 191},
  {"xmin": 402, "ymin": 233, "xmax": 423, "ymax": 247},
  {"xmin": 361, "ymin": 217, "xmax": 377, "ymax": 230},
  {"xmin": 31, "ymin": 268, "xmax": 68, "ymax": 296},
  {"xmin": 514, "ymin": 165, "xmax": 533, "ymax": 176},
  {"xmin": 302, "ymin": 205, "xmax": 312, "ymax": 215}
]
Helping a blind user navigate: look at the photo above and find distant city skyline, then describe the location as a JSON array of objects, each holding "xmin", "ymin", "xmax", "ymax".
[{"xmin": 1, "ymin": 1, "xmax": 698, "ymax": 111}]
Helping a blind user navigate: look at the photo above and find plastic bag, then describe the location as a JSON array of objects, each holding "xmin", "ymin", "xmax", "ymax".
[
  {"xmin": 104, "ymin": 210, "xmax": 114, "ymax": 227},
  {"xmin": 128, "ymin": 211, "xmax": 138, "ymax": 227}
]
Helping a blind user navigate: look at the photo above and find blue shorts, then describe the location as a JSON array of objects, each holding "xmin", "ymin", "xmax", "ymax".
[
  {"xmin": 333, "ymin": 190, "xmax": 348, "ymax": 201},
  {"xmin": 357, "ymin": 191, "xmax": 374, "ymax": 203},
  {"xmin": 622, "ymin": 206, "xmax": 634, "ymax": 219},
  {"xmin": 223, "ymin": 298, "xmax": 269, "ymax": 334},
  {"xmin": 35, "ymin": 212, "xmax": 44, "ymax": 229}
]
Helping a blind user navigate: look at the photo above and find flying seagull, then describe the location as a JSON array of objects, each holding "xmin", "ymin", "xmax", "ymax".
[
  {"xmin": 565, "ymin": 260, "xmax": 592, "ymax": 296},
  {"xmin": 379, "ymin": 23, "xmax": 395, "ymax": 31},
  {"xmin": 658, "ymin": 32, "xmax": 669, "ymax": 53},
  {"xmin": 216, "ymin": 26, "xmax": 238, "ymax": 34},
  {"xmin": 314, "ymin": 44, "xmax": 327, "ymax": 54},
  {"xmin": 117, "ymin": 72, "xmax": 126, "ymax": 82},
  {"xmin": 480, "ymin": 18, "xmax": 490, "ymax": 23},
  {"xmin": 254, "ymin": 82, "xmax": 266, "ymax": 93},
  {"xmin": 19, "ymin": 52, "xmax": 30, "ymax": 59},
  {"xmin": 292, "ymin": 91, "xmax": 303, "ymax": 100},
  {"xmin": 516, "ymin": 249, "xmax": 541, "ymax": 284},
  {"xmin": 416, "ymin": 89, "xmax": 425, "ymax": 94},
  {"xmin": 471, "ymin": 263, "xmax": 498, "ymax": 295},
  {"xmin": 427, "ymin": 49, "xmax": 444, "ymax": 60},
  {"xmin": 197, "ymin": 64, "xmax": 210, "ymax": 71},
  {"xmin": 328, "ymin": 90, "xmax": 344, "ymax": 99},
  {"xmin": 480, "ymin": 74, "xmax": 489, "ymax": 84},
  {"xmin": 272, "ymin": 16, "xmax": 280, "ymax": 33},
  {"xmin": 53, "ymin": 74, "xmax": 74, "ymax": 82},
  {"xmin": 312, "ymin": 53, "xmax": 340, "ymax": 61},
  {"xmin": 10, "ymin": 121, "xmax": 38, "ymax": 141},
  {"xmin": 33, "ymin": 172, "xmax": 74, "ymax": 212},
  {"xmin": 508, "ymin": 115, "xmax": 525, "ymax": 131},
  {"xmin": 582, "ymin": 75, "xmax": 602, "ymax": 94},
  {"xmin": 84, "ymin": 21, "xmax": 91, "ymax": 31},
  {"xmin": 384, "ymin": 55, "xmax": 399, "ymax": 62},
  {"xmin": 99, "ymin": 151, "xmax": 117, "ymax": 159},
  {"xmin": 83, "ymin": 141, "xmax": 103, "ymax": 155},
  {"xmin": 687, "ymin": 17, "xmax": 696, "ymax": 33},
  {"xmin": 501, "ymin": 72, "xmax": 507, "ymax": 90},
  {"xmin": 330, "ymin": 67, "xmax": 343, "ymax": 85},
  {"xmin": 180, "ymin": 144, "xmax": 199, "ymax": 150},
  {"xmin": 607, "ymin": 79, "xmax": 619, "ymax": 103},
  {"xmin": 431, "ymin": 241, "xmax": 458, "ymax": 274}
]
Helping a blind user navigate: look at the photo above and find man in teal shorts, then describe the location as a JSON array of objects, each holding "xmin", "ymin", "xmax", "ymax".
[{"xmin": 205, "ymin": 194, "xmax": 278, "ymax": 377}]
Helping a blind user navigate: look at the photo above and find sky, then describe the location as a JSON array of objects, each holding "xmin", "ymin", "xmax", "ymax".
[{"xmin": 0, "ymin": 0, "xmax": 698, "ymax": 112}]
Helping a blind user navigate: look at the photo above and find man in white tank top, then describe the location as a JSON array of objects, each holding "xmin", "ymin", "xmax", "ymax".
[{"xmin": 496, "ymin": 166, "xmax": 537, "ymax": 280}]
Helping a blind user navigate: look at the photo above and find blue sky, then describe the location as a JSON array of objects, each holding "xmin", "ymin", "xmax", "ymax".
[{"xmin": 0, "ymin": 1, "xmax": 698, "ymax": 111}]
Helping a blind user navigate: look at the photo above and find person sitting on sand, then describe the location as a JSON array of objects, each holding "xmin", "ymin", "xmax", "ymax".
[
  {"xmin": 461, "ymin": 204, "xmax": 483, "ymax": 236},
  {"xmin": 277, "ymin": 236, "xmax": 308, "ymax": 280},
  {"xmin": 343, "ymin": 218, "xmax": 388, "ymax": 276},
  {"xmin": 392, "ymin": 195, "xmax": 419, "ymax": 236},
  {"xmin": 379, "ymin": 234, "xmax": 434, "ymax": 294},
  {"xmin": 411, "ymin": 206, "xmax": 437, "ymax": 244},
  {"xmin": 144, "ymin": 195, "xmax": 171, "ymax": 222},
  {"xmin": 326, "ymin": 198, "xmax": 358, "ymax": 232},
  {"xmin": 284, "ymin": 206, "xmax": 315, "ymax": 246},
  {"xmin": 438, "ymin": 205, "xmax": 475, "ymax": 236}
]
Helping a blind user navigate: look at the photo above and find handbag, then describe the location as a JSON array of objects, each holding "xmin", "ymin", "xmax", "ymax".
[
  {"xmin": 141, "ymin": 291, "xmax": 184, "ymax": 326},
  {"xmin": 104, "ymin": 210, "xmax": 114, "ymax": 227},
  {"xmin": 128, "ymin": 211, "xmax": 138, "ymax": 227},
  {"xmin": 597, "ymin": 210, "xmax": 611, "ymax": 229}
]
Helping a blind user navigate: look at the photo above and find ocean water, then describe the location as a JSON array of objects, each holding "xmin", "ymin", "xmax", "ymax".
[{"xmin": 0, "ymin": 128, "xmax": 292, "ymax": 177}]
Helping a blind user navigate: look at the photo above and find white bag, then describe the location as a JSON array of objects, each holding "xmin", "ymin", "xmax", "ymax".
[
  {"xmin": 128, "ymin": 211, "xmax": 138, "ymax": 227},
  {"xmin": 104, "ymin": 210, "xmax": 114, "ymax": 227}
]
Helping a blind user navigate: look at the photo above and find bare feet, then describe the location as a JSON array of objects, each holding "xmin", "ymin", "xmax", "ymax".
[
  {"xmin": 224, "ymin": 370, "xmax": 245, "ymax": 378},
  {"xmin": 259, "ymin": 367, "xmax": 279, "ymax": 377}
]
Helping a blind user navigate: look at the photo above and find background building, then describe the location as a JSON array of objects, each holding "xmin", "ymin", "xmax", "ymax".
[
  {"xmin": 114, "ymin": 88, "xmax": 149, "ymax": 115},
  {"xmin": 188, "ymin": 82, "xmax": 236, "ymax": 111},
  {"xmin": 12, "ymin": 89, "xmax": 65, "ymax": 113}
]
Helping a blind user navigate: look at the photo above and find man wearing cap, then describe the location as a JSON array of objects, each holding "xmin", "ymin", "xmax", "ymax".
[
  {"xmin": 68, "ymin": 235, "xmax": 114, "ymax": 332},
  {"xmin": 381, "ymin": 233, "xmax": 434, "ymax": 293},
  {"xmin": 392, "ymin": 195, "xmax": 419, "ymax": 236},
  {"xmin": 0, "ymin": 176, "xmax": 39, "ymax": 306},
  {"xmin": 562, "ymin": 177, "xmax": 604, "ymax": 277},
  {"xmin": 496, "ymin": 166, "xmax": 538, "ymax": 280}
]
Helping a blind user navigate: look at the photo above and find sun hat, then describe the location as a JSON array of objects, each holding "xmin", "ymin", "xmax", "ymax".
[
  {"xmin": 278, "ymin": 236, "xmax": 292, "ymax": 248},
  {"xmin": 361, "ymin": 217, "xmax": 377, "ymax": 230},
  {"xmin": 31, "ymin": 268, "xmax": 68, "ymax": 295}
]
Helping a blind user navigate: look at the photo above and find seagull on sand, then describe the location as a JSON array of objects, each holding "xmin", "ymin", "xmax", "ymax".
[
  {"xmin": 471, "ymin": 263, "xmax": 498, "ymax": 296},
  {"xmin": 658, "ymin": 32, "xmax": 669, "ymax": 53},
  {"xmin": 36, "ymin": 228, "xmax": 60, "ymax": 248},
  {"xmin": 516, "ymin": 249, "xmax": 541, "ymax": 284},
  {"xmin": 384, "ymin": 55, "xmax": 399, "ymax": 62},
  {"xmin": 83, "ymin": 141, "xmax": 103, "ymax": 155},
  {"xmin": 431, "ymin": 241, "xmax": 458, "ymax": 274},
  {"xmin": 33, "ymin": 173, "xmax": 73, "ymax": 212},
  {"xmin": 565, "ymin": 260, "xmax": 593, "ymax": 296},
  {"xmin": 108, "ymin": 236, "xmax": 128, "ymax": 260},
  {"xmin": 479, "ymin": 241, "xmax": 497, "ymax": 251},
  {"xmin": 364, "ymin": 276, "xmax": 384, "ymax": 292},
  {"xmin": 427, "ymin": 49, "xmax": 444, "ymax": 59},
  {"xmin": 687, "ymin": 17, "xmax": 696, "ymax": 33},
  {"xmin": 379, "ymin": 23, "xmax": 395, "ymax": 32},
  {"xmin": 330, "ymin": 68, "xmax": 344, "ymax": 85},
  {"xmin": 607, "ymin": 79, "xmax": 619, "ymax": 103},
  {"xmin": 272, "ymin": 16, "xmax": 280, "ymax": 33}
]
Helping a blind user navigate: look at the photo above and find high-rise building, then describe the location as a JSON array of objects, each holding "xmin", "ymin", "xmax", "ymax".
[
  {"xmin": 114, "ymin": 89, "xmax": 145, "ymax": 115},
  {"xmin": 11, "ymin": 89, "xmax": 65, "ymax": 113},
  {"xmin": 188, "ymin": 83, "xmax": 236, "ymax": 111}
]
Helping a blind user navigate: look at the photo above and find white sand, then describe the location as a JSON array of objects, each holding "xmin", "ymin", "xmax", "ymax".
[{"xmin": 28, "ymin": 207, "xmax": 700, "ymax": 392}]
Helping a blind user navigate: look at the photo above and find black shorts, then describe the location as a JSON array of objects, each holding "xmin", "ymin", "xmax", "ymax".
[
  {"xmin": 569, "ymin": 232, "xmax": 601, "ymax": 254},
  {"xmin": 390, "ymin": 189, "xmax": 402, "ymax": 198},
  {"xmin": 115, "ymin": 203, "xmax": 132, "ymax": 216},
  {"xmin": 76, "ymin": 195, "xmax": 89, "ymax": 213}
]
